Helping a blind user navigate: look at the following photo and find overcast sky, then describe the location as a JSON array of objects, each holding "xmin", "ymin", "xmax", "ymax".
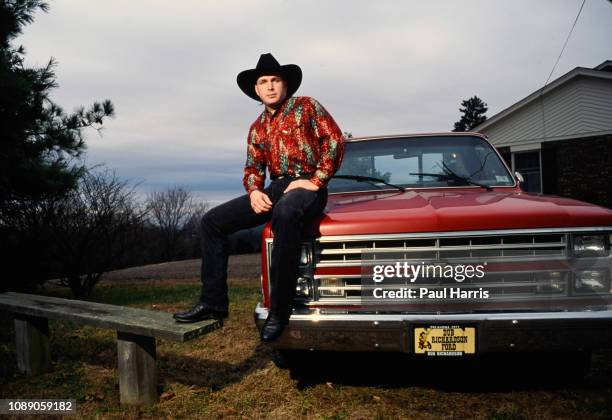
[{"xmin": 17, "ymin": 0, "xmax": 612, "ymax": 205}]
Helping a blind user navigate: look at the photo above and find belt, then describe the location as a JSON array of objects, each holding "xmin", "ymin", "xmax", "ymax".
[{"xmin": 270, "ymin": 173, "xmax": 313, "ymax": 181}]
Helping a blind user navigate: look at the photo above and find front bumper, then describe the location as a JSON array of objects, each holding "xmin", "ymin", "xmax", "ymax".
[{"xmin": 254, "ymin": 304, "xmax": 612, "ymax": 352}]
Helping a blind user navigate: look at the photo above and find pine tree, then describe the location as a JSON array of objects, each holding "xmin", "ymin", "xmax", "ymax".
[
  {"xmin": 0, "ymin": 0, "xmax": 114, "ymax": 209},
  {"xmin": 452, "ymin": 96, "xmax": 488, "ymax": 132},
  {"xmin": 0, "ymin": 0, "xmax": 114, "ymax": 291}
]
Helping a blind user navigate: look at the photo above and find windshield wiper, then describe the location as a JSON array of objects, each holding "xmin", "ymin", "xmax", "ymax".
[
  {"xmin": 333, "ymin": 174, "xmax": 406, "ymax": 192},
  {"xmin": 410, "ymin": 163, "xmax": 492, "ymax": 191}
]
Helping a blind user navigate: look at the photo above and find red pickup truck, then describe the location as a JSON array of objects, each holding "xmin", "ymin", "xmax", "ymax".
[{"xmin": 254, "ymin": 133, "xmax": 612, "ymax": 366}]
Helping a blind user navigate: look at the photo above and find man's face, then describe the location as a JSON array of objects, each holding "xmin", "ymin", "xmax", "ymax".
[{"xmin": 254, "ymin": 74, "xmax": 287, "ymax": 108}]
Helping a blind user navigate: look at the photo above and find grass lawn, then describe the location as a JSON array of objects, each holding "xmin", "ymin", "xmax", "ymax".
[{"xmin": 1, "ymin": 269, "xmax": 611, "ymax": 419}]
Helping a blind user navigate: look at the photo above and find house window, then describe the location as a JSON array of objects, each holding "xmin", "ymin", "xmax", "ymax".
[{"xmin": 513, "ymin": 150, "xmax": 542, "ymax": 193}]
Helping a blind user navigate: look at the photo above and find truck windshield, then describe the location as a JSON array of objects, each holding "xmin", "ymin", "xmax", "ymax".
[{"xmin": 328, "ymin": 135, "xmax": 514, "ymax": 193}]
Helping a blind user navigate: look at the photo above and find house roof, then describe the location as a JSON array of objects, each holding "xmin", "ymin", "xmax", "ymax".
[
  {"xmin": 594, "ymin": 60, "xmax": 612, "ymax": 72},
  {"xmin": 474, "ymin": 60, "xmax": 612, "ymax": 131}
]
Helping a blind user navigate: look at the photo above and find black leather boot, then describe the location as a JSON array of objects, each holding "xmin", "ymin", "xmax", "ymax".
[
  {"xmin": 260, "ymin": 313, "xmax": 289, "ymax": 343},
  {"xmin": 173, "ymin": 304, "xmax": 228, "ymax": 323}
]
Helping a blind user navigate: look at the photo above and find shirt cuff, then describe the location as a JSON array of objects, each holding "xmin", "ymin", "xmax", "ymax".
[{"xmin": 309, "ymin": 175, "xmax": 326, "ymax": 188}]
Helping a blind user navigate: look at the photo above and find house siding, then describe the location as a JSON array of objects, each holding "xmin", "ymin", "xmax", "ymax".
[{"xmin": 482, "ymin": 77, "xmax": 612, "ymax": 147}]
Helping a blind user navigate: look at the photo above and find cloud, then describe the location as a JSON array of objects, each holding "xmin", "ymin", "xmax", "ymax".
[{"xmin": 17, "ymin": 0, "xmax": 612, "ymax": 203}]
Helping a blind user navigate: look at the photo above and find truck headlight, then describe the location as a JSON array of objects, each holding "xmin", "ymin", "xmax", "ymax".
[
  {"xmin": 295, "ymin": 277, "xmax": 311, "ymax": 297},
  {"xmin": 299, "ymin": 243, "xmax": 313, "ymax": 266},
  {"xmin": 574, "ymin": 270, "xmax": 611, "ymax": 294},
  {"xmin": 268, "ymin": 242, "xmax": 313, "ymax": 265},
  {"xmin": 572, "ymin": 235, "xmax": 608, "ymax": 257}
]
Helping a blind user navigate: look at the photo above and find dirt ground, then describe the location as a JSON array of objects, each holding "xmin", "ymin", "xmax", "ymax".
[
  {"xmin": 2, "ymin": 254, "xmax": 611, "ymax": 419},
  {"xmin": 98, "ymin": 254, "xmax": 261, "ymax": 285}
]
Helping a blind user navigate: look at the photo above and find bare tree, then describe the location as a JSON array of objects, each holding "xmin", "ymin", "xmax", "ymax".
[
  {"xmin": 146, "ymin": 186, "xmax": 202, "ymax": 261},
  {"xmin": 44, "ymin": 169, "xmax": 146, "ymax": 296},
  {"xmin": 183, "ymin": 200, "xmax": 210, "ymax": 257}
]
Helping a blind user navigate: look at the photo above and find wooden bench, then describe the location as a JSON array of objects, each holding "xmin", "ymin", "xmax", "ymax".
[{"xmin": 0, "ymin": 292, "xmax": 220, "ymax": 406}]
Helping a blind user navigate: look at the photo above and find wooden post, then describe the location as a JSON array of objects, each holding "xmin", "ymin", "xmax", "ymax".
[
  {"xmin": 117, "ymin": 331, "xmax": 157, "ymax": 406},
  {"xmin": 14, "ymin": 315, "xmax": 51, "ymax": 375}
]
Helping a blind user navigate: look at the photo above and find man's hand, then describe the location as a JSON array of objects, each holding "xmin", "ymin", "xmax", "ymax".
[
  {"xmin": 283, "ymin": 179, "xmax": 320, "ymax": 193},
  {"xmin": 249, "ymin": 190, "xmax": 273, "ymax": 213}
]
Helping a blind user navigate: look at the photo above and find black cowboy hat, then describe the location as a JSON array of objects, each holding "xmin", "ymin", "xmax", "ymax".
[{"xmin": 237, "ymin": 53, "xmax": 302, "ymax": 101}]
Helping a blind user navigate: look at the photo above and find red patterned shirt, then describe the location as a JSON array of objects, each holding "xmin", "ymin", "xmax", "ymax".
[{"xmin": 243, "ymin": 96, "xmax": 344, "ymax": 193}]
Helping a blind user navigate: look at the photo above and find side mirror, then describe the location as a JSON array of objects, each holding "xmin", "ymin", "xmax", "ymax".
[{"xmin": 515, "ymin": 171, "xmax": 524, "ymax": 185}]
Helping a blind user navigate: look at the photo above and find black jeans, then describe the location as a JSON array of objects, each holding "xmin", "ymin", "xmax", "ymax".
[{"xmin": 199, "ymin": 178, "xmax": 327, "ymax": 319}]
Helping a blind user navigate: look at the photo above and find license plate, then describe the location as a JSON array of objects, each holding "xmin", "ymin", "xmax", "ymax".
[{"xmin": 414, "ymin": 325, "xmax": 476, "ymax": 356}]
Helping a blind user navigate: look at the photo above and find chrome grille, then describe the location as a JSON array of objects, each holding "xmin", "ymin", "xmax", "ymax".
[
  {"xmin": 315, "ymin": 271, "xmax": 569, "ymax": 303},
  {"xmin": 311, "ymin": 229, "xmax": 612, "ymax": 304},
  {"xmin": 317, "ymin": 233, "xmax": 567, "ymax": 266}
]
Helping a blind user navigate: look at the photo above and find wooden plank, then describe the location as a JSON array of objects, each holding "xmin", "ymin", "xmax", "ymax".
[
  {"xmin": 117, "ymin": 332, "xmax": 157, "ymax": 406},
  {"xmin": 0, "ymin": 292, "xmax": 219, "ymax": 342},
  {"xmin": 14, "ymin": 315, "xmax": 51, "ymax": 375}
]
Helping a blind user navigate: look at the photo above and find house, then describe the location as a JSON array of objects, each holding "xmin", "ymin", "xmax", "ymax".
[{"xmin": 474, "ymin": 60, "xmax": 612, "ymax": 209}]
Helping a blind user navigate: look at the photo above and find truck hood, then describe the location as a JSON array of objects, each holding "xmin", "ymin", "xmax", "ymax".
[{"xmin": 316, "ymin": 188, "xmax": 612, "ymax": 236}]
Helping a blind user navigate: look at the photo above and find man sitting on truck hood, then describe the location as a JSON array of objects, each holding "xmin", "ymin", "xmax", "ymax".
[{"xmin": 173, "ymin": 53, "xmax": 344, "ymax": 343}]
